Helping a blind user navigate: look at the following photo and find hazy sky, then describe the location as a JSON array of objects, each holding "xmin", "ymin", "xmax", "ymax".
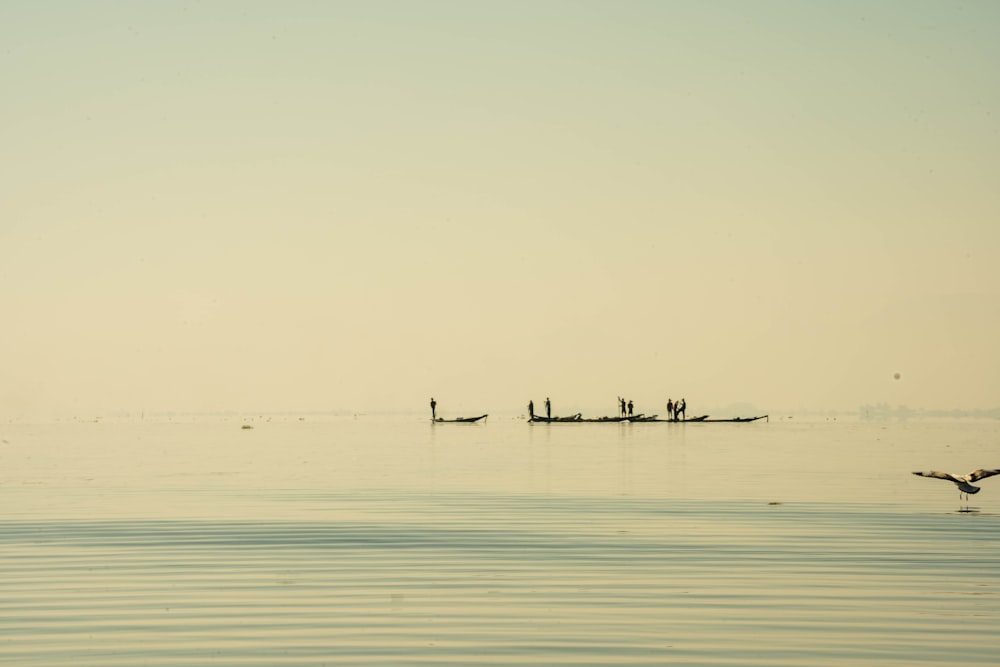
[{"xmin": 3, "ymin": 1, "xmax": 999, "ymax": 419}]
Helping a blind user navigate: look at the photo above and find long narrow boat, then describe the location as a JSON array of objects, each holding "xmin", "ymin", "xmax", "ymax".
[
  {"xmin": 650, "ymin": 415, "xmax": 768, "ymax": 423},
  {"xmin": 525, "ymin": 413, "xmax": 767, "ymax": 424},
  {"xmin": 433, "ymin": 414, "xmax": 488, "ymax": 423},
  {"xmin": 532, "ymin": 414, "xmax": 628, "ymax": 423},
  {"xmin": 529, "ymin": 413, "xmax": 582, "ymax": 423}
]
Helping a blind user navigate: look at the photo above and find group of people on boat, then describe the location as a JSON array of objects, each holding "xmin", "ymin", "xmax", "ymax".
[
  {"xmin": 618, "ymin": 397, "xmax": 686, "ymax": 420},
  {"xmin": 528, "ymin": 396, "xmax": 688, "ymax": 421},
  {"xmin": 437, "ymin": 395, "xmax": 687, "ymax": 422},
  {"xmin": 618, "ymin": 397, "xmax": 635, "ymax": 417},
  {"xmin": 527, "ymin": 398, "xmax": 551, "ymax": 420}
]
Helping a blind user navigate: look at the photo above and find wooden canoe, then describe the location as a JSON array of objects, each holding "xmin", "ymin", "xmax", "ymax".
[
  {"xmin": 433, "ymin": 414, "xmax": 488, "ymax": 423},
  {"xmin": 529, "ymin": 413, "xmax": 583, "ymax": 423},
  {"xmin": 651, "ymin": 415, "xmax": 767, "ymax": 423}
]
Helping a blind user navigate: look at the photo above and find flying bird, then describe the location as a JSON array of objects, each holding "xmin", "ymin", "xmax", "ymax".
[{"xmin": 912, "ymin": 468, "xmax": 1000, "ymax": 503}]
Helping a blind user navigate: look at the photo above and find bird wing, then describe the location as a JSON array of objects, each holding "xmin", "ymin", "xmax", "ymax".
[
  {"xmin": 912, "ymin": 471, "xmax": 963, "ymax": 483},
  {"xmin": 967, "ymin": 469, "xmax": 1000, "ymax": 482}
]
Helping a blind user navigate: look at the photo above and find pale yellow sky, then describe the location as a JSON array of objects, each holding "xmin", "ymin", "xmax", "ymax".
[{"xmin": 2, "ymin": 2, "xmax": 999, "ymax": 419}]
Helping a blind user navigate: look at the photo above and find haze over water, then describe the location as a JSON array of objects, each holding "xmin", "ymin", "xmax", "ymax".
[
  {"xmin": 3, "ymin": 416, "xmax": 999, "ymax": 665},
  {"xmin": 3, "ymin": 2, "xmax": 1000, "ymax": 420}
]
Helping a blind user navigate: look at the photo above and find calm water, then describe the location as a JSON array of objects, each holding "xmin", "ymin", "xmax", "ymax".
[{"xmin": 2, "ymin": 416, "xmax": 999, "ymax": 665}]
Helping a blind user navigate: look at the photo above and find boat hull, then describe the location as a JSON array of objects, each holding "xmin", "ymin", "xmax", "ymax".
[
  {"xmin": 433, "ymin": 414, "xmax": 488, "ymax": 423},
  {"xmin": 649, "ymin": 415, "xmax": 768, "ymax": 423},
  {"xmin": 529, "ymin": 414, "xmax": 582, "ymax": 423}
]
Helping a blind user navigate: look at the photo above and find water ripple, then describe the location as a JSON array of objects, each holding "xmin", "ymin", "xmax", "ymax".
[{"xmin": 3, "ymin": 497, "xmax": 999, "ymax": 666}]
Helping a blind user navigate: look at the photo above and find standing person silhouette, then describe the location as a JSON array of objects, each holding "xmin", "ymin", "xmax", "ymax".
[
  {"xmin": 545, "ymin": 397, "xmax": 551, "ymax": 419},
  {"xmin": 679, "ymin": 398, "xmax": 686, "ymax": 421},
  {"xmin": 430, "ymin": 397, "xmax": 437, "ymax": 420},
  {"xmin": 667, "ymin": 399, "xmax": 674, "ymax": 421},
  {"xmin": 619, "ymin": 397, "xmax": 626, "ymax": 417},
  {"xmin": 627, "ymin": 400, "xmax": 633, "ymax": 417},
  {"xmin": 528, "ymin": 400, "xmax": 534, "ymax": 419}
]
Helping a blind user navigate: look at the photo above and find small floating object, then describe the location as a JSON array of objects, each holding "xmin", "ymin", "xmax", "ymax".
[{"xmin": 241, "ymin": 424, "xmax": 254, "ymax": 430}]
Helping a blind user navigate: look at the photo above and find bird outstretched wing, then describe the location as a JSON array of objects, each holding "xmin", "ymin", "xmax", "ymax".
[
  {"xmin": 912, "ymin": 471, "xmax": 963, "ymax": 483},
  {"xmin": 967, "ymin": 469, "xmax": 1000, "ymax": 482}
]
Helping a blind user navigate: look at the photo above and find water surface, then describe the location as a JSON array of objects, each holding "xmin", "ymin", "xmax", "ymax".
[{"xmin": 3, "ymin": 417, "xmax": 998, "ymax": 665}]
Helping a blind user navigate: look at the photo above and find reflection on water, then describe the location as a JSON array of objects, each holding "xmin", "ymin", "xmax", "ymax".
[{"xmin": 2, "ymin": 418, "xmax": 999, "ymax": 665}]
